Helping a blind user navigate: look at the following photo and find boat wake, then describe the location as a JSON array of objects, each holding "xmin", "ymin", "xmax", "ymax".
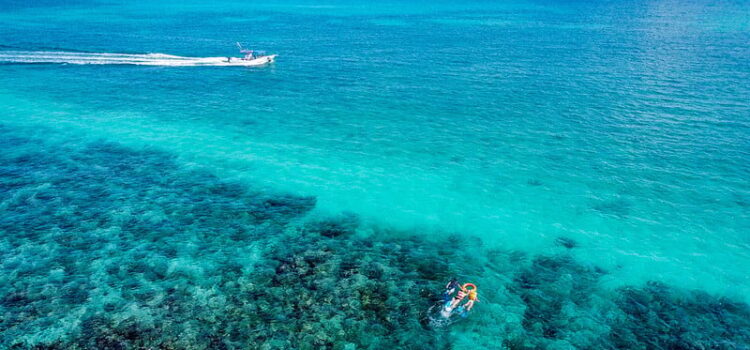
[{"xmin": 0, "ymin": 50, "xmax": 274, "ymax": 67}]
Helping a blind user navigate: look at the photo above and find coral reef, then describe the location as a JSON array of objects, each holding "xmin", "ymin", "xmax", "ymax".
[
  {"xmin": 0, "ymin": 128, "xmax": 458, "ymax": 349},
  {"xmin": 2, "ymin": 126, "xmax": 750, "ymax": 349}
]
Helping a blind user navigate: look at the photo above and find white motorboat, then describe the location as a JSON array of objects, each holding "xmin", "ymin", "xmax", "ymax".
[{"xmin": 223, "ymin": 43, "xmax": 276, "ymax": 66}]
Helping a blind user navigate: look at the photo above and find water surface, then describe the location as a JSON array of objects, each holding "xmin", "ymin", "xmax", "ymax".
[{"xmin": 1, "ymin": 0, "xmax": 749, "ymax": 348}]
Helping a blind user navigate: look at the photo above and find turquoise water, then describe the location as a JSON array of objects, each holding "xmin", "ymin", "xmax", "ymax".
[{"xmin": 1, "ymin": 0, "xmax": 750, "ymax": 348}]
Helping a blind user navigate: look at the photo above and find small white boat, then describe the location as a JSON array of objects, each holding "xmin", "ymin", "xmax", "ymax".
[{"xmin": 223, "ymin": 43, "xmax": 276, "ymax": 66}]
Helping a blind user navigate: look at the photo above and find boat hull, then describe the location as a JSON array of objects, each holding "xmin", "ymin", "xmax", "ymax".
[{"xmin": 224, "ymin": 54, "xmax": 276, "ymax": 66}]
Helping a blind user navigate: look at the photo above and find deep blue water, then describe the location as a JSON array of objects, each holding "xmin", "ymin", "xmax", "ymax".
[{"xmin": 1, "ymin": 0, "xmax": 749, "ymax": 348}]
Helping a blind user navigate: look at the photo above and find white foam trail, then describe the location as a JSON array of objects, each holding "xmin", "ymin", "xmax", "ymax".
[{"xmin": 0, "ymin": 50, "xmax": 274, "ymax": 67}]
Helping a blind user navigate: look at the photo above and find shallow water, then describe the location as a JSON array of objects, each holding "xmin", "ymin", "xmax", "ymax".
[{"xmin": 1, "ymin": 0, "xmax": 749, "ymax": 348}]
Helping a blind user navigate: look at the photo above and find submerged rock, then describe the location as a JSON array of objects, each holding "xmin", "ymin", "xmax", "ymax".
[
  {"xmin": 554, "ymin": 236, "xmax": 577, "ymax": 249},
  {"xmin": 308, "ymin": 212, "xmax": 361, "ymax": 238}
]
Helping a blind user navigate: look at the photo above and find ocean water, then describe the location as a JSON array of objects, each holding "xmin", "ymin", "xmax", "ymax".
[{"xmin": 1, "ymin": 0, "xmax": 749, "ymax": 348}]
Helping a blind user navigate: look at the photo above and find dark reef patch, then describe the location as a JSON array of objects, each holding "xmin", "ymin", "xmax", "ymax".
[
  {"xmin": 526, "ymin": 178, "xmax": 543, "ymax": 187},
  {"xmin": 307, "ymin": 212, "xmax": 360, "ymax": 238},
  {"xmin": 2, "ymin": 126, "xmax": 750, "ymax": 349},
  {"xmin": 509, "ymin": 254, "xmax": 611, "ymax": 348},
  {"xmin": 554, "ymin": 236, "xmax": 577, "ymax": 249},
  {"xmin": 612, "ymin": 282, "xmax": 750, "ymax": 349}
]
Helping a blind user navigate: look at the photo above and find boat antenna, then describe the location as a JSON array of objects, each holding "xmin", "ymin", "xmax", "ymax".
[{"xmin": 236, "ymin": 42, "xmax": 253, "ymax": 54}]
